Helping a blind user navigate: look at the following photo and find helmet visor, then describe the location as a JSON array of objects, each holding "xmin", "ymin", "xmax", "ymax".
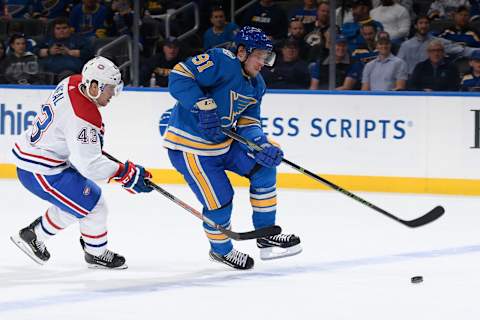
[
  {"xmin": 251, "ymin": 49, "xmax": 276, "ymax": 67},
  {"xmin": 102, "ymin": 81, "xmax": 124, "ymax": 97}
]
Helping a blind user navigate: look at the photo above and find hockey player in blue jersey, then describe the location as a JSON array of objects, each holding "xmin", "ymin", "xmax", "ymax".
[{"xmin": 165, "ymin": 26, "xmax": 302, "ymax": 270}]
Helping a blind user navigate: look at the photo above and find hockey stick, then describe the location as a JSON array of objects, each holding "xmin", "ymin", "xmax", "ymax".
[
  {"xmin": 102, "ymin": 151, "xmax": 282, "ymax": 240},
  {"xmin": 222, "ymin": 129, "xmax": 445, "ymax": 228}
]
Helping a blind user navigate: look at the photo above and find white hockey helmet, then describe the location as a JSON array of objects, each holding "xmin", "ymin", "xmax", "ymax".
[{"xmin": 81, "ymin": 56, "xmax": 124, "ymax": 100}]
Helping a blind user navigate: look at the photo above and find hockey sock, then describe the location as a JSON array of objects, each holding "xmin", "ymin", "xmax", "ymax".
[
  {"xmin": 250, "ymin": 185, "xmax": 277, "ymax": 229},
  {"xmin": 79, "ymin": 195, "xmax": 108, "ymax": 256},
  {"xmin": 34, "ymin": 207, "xmax": 76, "ymax": 242},
  {"xmin": 203, "ymin": 203, "xmax": 233, "ymax": 255}
]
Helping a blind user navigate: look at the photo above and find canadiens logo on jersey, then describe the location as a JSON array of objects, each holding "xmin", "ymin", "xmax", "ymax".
[{"xmin": 221, "ymin": 91, "xmax": 258, "ymax": 126}]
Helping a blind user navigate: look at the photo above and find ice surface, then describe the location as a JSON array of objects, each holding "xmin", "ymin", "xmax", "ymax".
[{"xmin": 1, "ymin": 179, "xmax": 479, "ymax": 319}]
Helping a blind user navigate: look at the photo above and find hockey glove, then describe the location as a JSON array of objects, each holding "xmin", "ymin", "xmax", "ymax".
[
  {"xmin": 113, "ymin": 161, "xmax": 153, "ymax": 194},
  {"xmin": 196, "ymin": 98, "xmax": 225, "ymax": 142},
  {"xmin": 254, "ymin": 137, "xmax": 284, "ymax": 168}
]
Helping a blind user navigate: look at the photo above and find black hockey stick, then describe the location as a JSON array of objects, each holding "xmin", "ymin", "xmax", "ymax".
[
  {"xmin": 102, "ymin": 151, "xmax": 281, "ymax": 240},
  {"xmin": 222, "ymin": 129, "xmax": 445, "ymax": 228}
]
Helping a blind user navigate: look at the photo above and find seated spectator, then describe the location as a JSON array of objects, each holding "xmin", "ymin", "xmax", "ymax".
[
  {"xmin": 289, "ymin": 0, "xmax": 317, "ymax": 34},
  {"xmin": 344, "ymin": 26, "xmax": 381, "ymax": 90},
  {"xmin": 460, "ymin": 50, "xmax": 480, "ymax": 91},
  {"xmin": 342, "ymin": 0, "xmax": 384, "ymax": 52},
  {"xmin": 361, "ymin": 34, "xmax": 408, "ymax": 90},
  {"xmin": 0, "ymin": 34, "xmax": 43, "ymax": 84},
  {"xmin": 203, "ymin": 6, "xmax": 238, "ymax": 50},
  {"xmin": 372, "ymin": 0, "xmax": 414, "ymax": 19},
  {"xmin": 409, "ymin": 40, "xmax": 459, "ymax": 91},
  {"xmin": 1, "ymin": 0, "xmax": 35, "ymax": 19},
  {"xmin": 305, "ymin": 1, "xmax": 330, "ymax": 47},
  {"xmin": 242, "ymin": 0, "xmax": 288, "ymax": 40},
  {"xmin": 370, "ymin": 0, "xmax": 410, "ymax": 42},
  {"xmin": 261, "ymin": 38, "xmax": 309, "ymax": 89},
  {"xmin": 32, "ymin": 0, "xmax": 72, "ymax": 21},
  {"xmin": 284, "ymin": 18, "xmax": 309, "ymax": 60},
  {"xmin": 350, "ymin": 21, "xmax": 379, "ymax": 52},
  {"xmin": 438, "ymin": 6, "xmax": 480, "ymax": 48},
  {"xmin": 141, "ymin": 37, "xmax": 182, "ymax": 87},
  {"xmin": 428, "ymin": 0, "xmax": 470, "ymax": 20},
  {"xmin": 398, "ymin": 15, "xmax": 479, "ymax": 75},
  {"xmin": 309, "ymin": 35, "xmax": 351, "ymax": 90},
  {"xmin": 107, "ymin": 0, "xmax": 134, "ymax": 37},
  {"xmin": 69, "ymin": 0, "xmax": 108, "ymax": 38},
  {"xmin": 35, "ymin": 17, "xmax": 93, "ymax": 80}
]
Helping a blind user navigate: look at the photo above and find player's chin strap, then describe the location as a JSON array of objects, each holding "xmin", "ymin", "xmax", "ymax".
[
  {"xmin": 101, "ymin": 151, "xmax": 282, "ymax": 241},
  {"xmin": 221, "ymin": 128, "xmax": 445, "ymax": 228}
]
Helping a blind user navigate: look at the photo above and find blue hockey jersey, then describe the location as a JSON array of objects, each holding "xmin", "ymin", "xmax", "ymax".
[{"xmin": 164, "ymin": 48, "xmax": 267, "ymax": 156}]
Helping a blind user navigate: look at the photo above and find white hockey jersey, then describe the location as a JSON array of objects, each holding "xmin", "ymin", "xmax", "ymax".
[{"xmin": 12, "ymin": 75, "xmax": 120, "ymax": 181}]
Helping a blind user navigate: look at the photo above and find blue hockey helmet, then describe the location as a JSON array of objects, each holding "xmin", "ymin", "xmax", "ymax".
[{"xmin": 235, "ymin": 26, "xmax": 276, "ymax": 66}]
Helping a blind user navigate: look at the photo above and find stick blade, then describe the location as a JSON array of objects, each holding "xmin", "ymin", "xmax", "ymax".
[
  {"xmin": 224, "ymin": 225, "xmax": 282, "ymax": 241},
  {"xmin": 402, "ymin": 206, "xmax": 445, "ymax": 228}
]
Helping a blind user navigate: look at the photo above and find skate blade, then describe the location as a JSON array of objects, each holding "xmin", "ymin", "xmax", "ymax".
[
  {"xmin": 259, "ymin": 244, "xmax": 303, "ymax": 260},
  {"xmin": 87, "ymin": 264, "xmax": 128, "ymax": 270},
  {"xmin": 10, "ymin": 235, "xmax": 45, "ymax": 266}
]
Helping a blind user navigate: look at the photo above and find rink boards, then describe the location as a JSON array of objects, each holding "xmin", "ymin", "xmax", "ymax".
[{"xmin": 0, "ymin": 86, "xmax": 479, "ymax": 195}]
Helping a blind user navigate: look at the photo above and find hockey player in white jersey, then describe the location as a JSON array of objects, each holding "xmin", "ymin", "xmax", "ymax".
[{"xmin": 10, "ymin": 56, "xmax": 153, "ymax": 269}]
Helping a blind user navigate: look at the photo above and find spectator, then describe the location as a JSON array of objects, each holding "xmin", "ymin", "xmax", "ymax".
[
  {"xmin": 438, "ymin": 6, "xmax": 480, "ymax": 48},
  {"xmin": 344, "ymin": 24, "xmax": 380, "ymax": 90},
  {"xmin": 285, "ymin": 18, "xmax": 309, "ymax": 60},
  {"xmin": 289, "ymin": 0, "xmax": 317, "ymax": 34},
  {"xmin": 370, "ymin": 0, "xmax": 410, "ymax": 42},
  {"xmin": 361, "ymin": 34, "xmax": 407, "ymax": 90},
  {"xmin": 305, "ymin": 1, "xmax": 330, "ymax": 47},
  {"xmin": 69, "ymin": 0, "xmax": 108, "ymax": 38},
  {"xmin": 261, "ymin": 38, "xmax": 309, "ymax": 89},
  {"xmin": 32, "ymin": 0, "xmax": 72, "ymax": 21},
  {"xmin": 36, "ymin": 17, "xmax": 93, "ymax": 80},
  {"xmin": 428, "ymin": 0, "xmax": 470, "ymax": 20},
  {"xmin": 107, "ymin": 0, "xmax": 134, "ymax": 37},
  {"xmin": 203, "ymin": 6, "xmax": 239, "ymax": 50},
  {"xmin": 398, "ymin": 15, "xmax": 479, "ymax": 75},
  {"xmin": 309, "ymin": 35, "xmax": 351, "ymax": 90},
  {"xmin": 372, "ymin": 0, "xmax": 414, "ymax": 19},
  {"xmin": 342, "ymin": 0, "xmax": 384, "ymax": 51},
  {"xmin": 141, "ymin": 37, "xmax": 182, "ymax": 87},
  {"xmin": 409, "ymin": 40, "xmax": 459, "ymax": 91},
  {"xmin": 242, "ymin": 0, "xmax": 288, "ymax": 40},
  {"xmin": 461, "ymin": 50, "xmax": 480, "ymax": 91},
  {"xmin": 0, "ymin": 34, "xmax": 42, "ymax": 84}
]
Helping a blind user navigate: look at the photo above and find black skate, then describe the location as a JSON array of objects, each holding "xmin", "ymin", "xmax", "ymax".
[
  {"xmin": 257, "ymin": 233, "xmax": 302, "ymax": 260},
  {"xmin": 80, "ymin": 238, "xmax": 128, "ymax": 270},
  {"xmin": 10, "ymin": 217, "xmax": 51, "ymax": 265},
  {"xmin": 209, "ymin": 249, "xmax": 254, "ymax": 270}
]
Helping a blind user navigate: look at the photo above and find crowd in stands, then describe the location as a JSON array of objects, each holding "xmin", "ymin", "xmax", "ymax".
[{"xmin": 1, "ymin": 0, "xmax": 480, "ymax": 92}]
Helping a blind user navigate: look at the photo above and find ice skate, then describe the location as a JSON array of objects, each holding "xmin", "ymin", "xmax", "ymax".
[
  {"xmin": 10, "ymin": 217, "xmax": 50, "ymax": 265},
  {"xmin": 80, "ymin": 238, "xmax": 128, "ymax": 270},
  {"xmin": 209, "ymin": 248, "xmax": 254, "ymax": 270},
  {"xmin": 257, "ymin": 233, "xmax": 302, "ymax": 260}
]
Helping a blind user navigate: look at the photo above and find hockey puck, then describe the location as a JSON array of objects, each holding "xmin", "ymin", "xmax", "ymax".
[{"xmin": 411, "ymin": 276, "xmax": 423, "ymax": 284}]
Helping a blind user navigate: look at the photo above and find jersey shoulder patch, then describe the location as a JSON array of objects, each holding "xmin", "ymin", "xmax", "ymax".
[
  {"xmin": 221, "ymin": 48, "xmax": 236, "ymax": 59},
  {"xmin": 67, "ymin": 75, "xmax": 102, "ymax": 128}
]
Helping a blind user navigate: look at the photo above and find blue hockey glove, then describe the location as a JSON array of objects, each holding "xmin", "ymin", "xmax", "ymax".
[
  {"xmin": 254, "ymin": 142, "xmax": 284, "ymax": 168},
  {"xmin": 112, "ymin": 161, "xmax": 153, "ymax": 194},
  {"xmin": 196, "ymin": 98, "xmax": 224, "ymax": 142}
]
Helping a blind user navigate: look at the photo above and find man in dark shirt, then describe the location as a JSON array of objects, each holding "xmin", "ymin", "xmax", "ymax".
[
  {"xmin": 261, "ymin": 38, "xmax": 310, "ymax": 89},
  {"xmin": 35, "ymin": 17, "xmax": 93, "ymax": 80},
  {"xmin": 141, "ymin": 37, "xmax": 182, "ymax": 87},
  {"xmin": 438, "ymin": 5, "xmax": 480, "ymax": 48},
  {"xmin": 242, "ymin": 0, "xmax": 288, "ymax": 40},
  {"xmin": 460, "ymin": 51, "xmax": 480, "ymax": 91},
  {"xmin": 0, "ymin": 34, "xmax": 42, "ymax": 84},
  {"xmin": 409, "ymin": 40, "xmax": 460, "ymax": 91}
]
